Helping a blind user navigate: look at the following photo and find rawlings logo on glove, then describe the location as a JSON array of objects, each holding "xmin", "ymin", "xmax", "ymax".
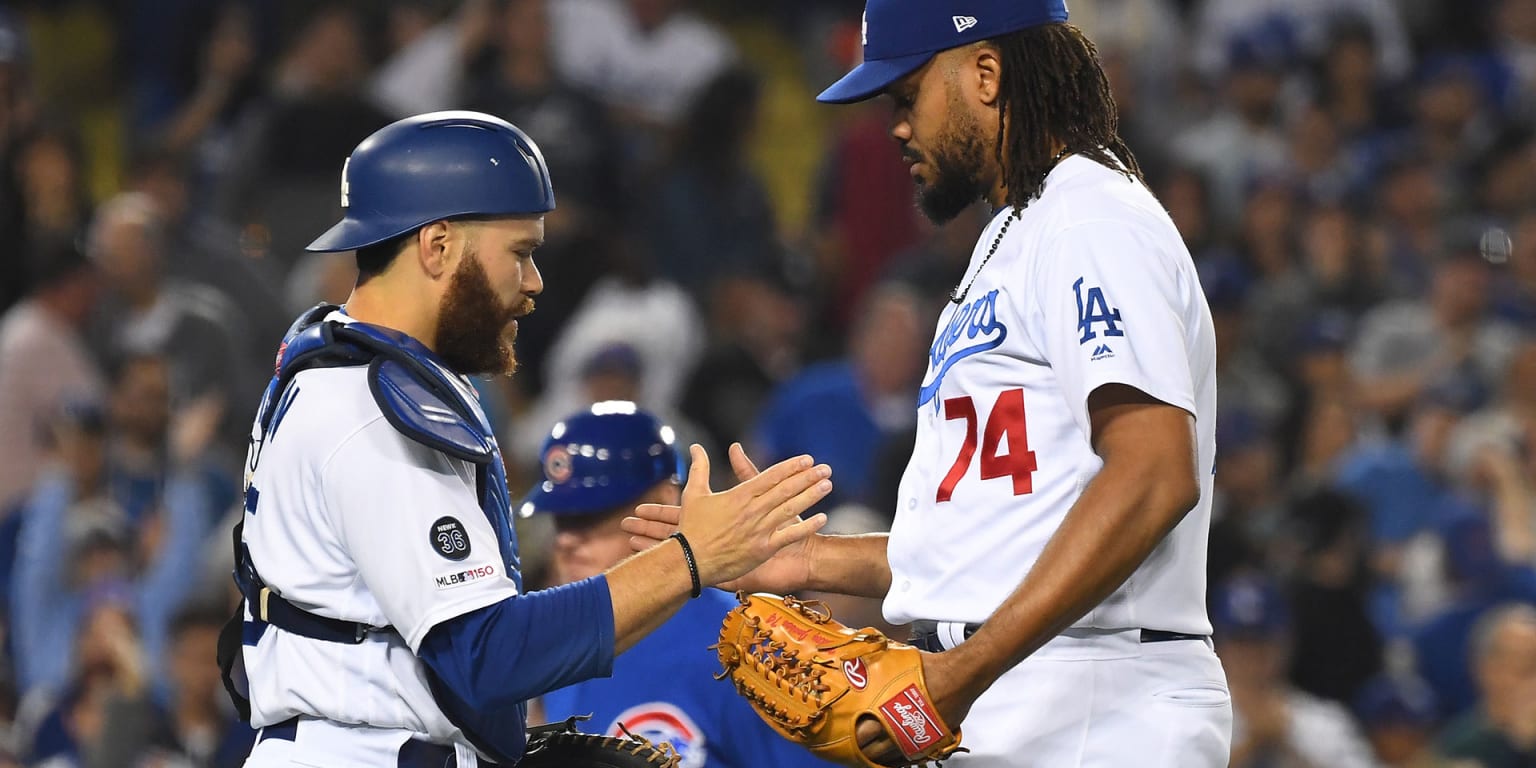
[{"xmin": 713, "ymin": 593, "xmax": 964, "ymax": 767}]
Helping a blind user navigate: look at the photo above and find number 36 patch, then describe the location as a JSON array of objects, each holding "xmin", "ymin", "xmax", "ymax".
[{"xmin": 430, "ymin": 516, "xmax": 472, "ymax": 561}]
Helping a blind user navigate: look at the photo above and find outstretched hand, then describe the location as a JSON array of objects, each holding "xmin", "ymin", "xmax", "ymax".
[
  {"xmin": 624, "ymin": 443, "xmax": 825, "ymax": 594},
  {"xmin": 645, "ymin": 443, "xmax": 831, "ymax": 587}
]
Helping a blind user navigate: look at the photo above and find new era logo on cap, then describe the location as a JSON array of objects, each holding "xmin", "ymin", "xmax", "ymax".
[{"xmin": 818, "ymin": 0, "xmax": 1070, "ymax": 104}]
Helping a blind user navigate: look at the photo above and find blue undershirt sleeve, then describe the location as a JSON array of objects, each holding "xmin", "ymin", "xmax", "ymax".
[{"xmin": 416, "ymin": 575, "xmax": 616, "ymax": 761}]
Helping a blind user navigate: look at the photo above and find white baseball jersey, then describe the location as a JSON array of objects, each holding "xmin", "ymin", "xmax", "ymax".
[
  {"xmin": 239, "ymin": 311, "xmax": 519, "ymax": 742},
  {"xmin": 885, "ymin": 155, "xmax": 1218, "ymax": 636}
]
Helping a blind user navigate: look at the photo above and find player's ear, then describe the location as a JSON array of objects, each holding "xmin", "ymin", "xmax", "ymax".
[
  {"xmin": 972, "ymin": 43, "xmax": 1002, "ymax": 108},
  {"xmin": 417, "ymin": 221, "xmax": 452, "ymax": 279}
]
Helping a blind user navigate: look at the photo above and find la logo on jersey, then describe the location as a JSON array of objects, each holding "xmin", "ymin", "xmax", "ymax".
[
  {"xmin": 1073, "ymin": 277, "xmax": 1124, "ymax": 345},
  {"xmin": 609, "ymin": 703, "xmax": 706, "ymax": 768}
]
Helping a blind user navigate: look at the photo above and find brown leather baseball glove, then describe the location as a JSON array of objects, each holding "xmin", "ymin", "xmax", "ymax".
[{"xmin": 714, "ymin": 593, "xmax": 964, "ymax": 767}]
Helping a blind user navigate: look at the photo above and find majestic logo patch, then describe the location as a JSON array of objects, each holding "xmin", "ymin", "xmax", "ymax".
[
  {"xmin": 1091, "ymin": 343, "xmax": 1115, "ymax": 361},
  {"xmin": 920, "ymin": 288, "xmax": 1008, "ymax": 409},
  {"xmin": 878, "ymin": 685, "xmax": 944, "ymax": 757},
  {"xmin": 843, "ymin": 658, "xmax": 869, "ymax": 690},
  {"xmin": 609, "ymin": 703, "xmax": 706, "ymax": 768},
  {"xmin": 430, "ymin": 516, "xmax": 472, "ymax": 561},
  {"xmin": 952, "ymin": 15, "xmax": 978, "ymax": 33},
  {"xmin": 544, "ymin": 446, "xmax": 573, "ymax": 484},
  {"xmin": 435, "ymin": 564, "xmax": 496, "ymax": 590},
  {"xmin": 1074, "ymin": 277, "xmax": 1124, "ymax": 343}
]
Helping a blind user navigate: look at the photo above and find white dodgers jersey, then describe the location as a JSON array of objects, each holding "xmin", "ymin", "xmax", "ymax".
[
  {"xmin": 239, "ymin": 311, "xmax": 519, "ymax": 740},
  {"xmin": 885, "ymin": 156, "xmax": 1218, "ymax": 636}
]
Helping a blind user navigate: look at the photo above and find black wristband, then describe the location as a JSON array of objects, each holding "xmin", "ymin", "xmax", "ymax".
[{"xmin": 669, "ymin": 532, "xmax": 702, "ymax": 599}]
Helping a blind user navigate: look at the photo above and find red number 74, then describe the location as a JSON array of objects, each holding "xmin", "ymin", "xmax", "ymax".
[{"xmin": 936, "ymin": 389, "xmax": 1038, "ymax": 503}]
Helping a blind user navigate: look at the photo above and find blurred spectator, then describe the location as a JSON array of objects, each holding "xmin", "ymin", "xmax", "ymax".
[
  {"xmin": 369, "ymin": 1, "xmax": 492, "ymax": 118},
  {"xmin": 9, "ymin": 382, "xmax": 222, "ymax": 697},
  {"xmin": 1159, "ymin": 167, "xmax": 1228, "ymax": 262},
  {"xmin": 751, "ymin": 283, "xmax": 926, "ymax": 508},
  {"xmin": 464, "ymin": 0, "xmax": 625, "ymax": 395},
  {"xmin": 1215, "ymin": 573, "xmax": 1381, "ymax": 767},
  {"xmin": 1069, "ymin": 0, "xmax": 1186, "ymax": 104},
  {"xmin": 647, "ymin": 66, "xmax": 784, "ymax": 307},
  {"xmin": 512, "ymin": 228, "xmax": 705, "ymax": 466},
  {"xmin": 83, "ymin": 604, "xmax": 254, "ymax": 768},
  {"xmin": 85, "ymin": 192, "xmax": 255, "ymax": 454},
  {"xmin": 1207, "ymin": 260, "xmax": 1291, "ymax": 433},
  {"xmin": 1193, "ymin": 1, "xmax": 1411, "ymax": 82},
  {"xmin": 549, "ymin": 0, "xmax": 736, "ymax": 135},
  {"xmin": 1247, "ymin": 202, "xmax": 1383, "ymax": 376},
  {"xmin": 1493, "ymin": 210, "xmax": 1536, "ymax": 331},
  {"xmin": 1492, "ymin": 0, "xmax": 1536, "ymax": 119},
  {"xmin": 1435, "ymin": 604, "xmax": 1536, "ymax": 766},
  {"xmin": 1336, "ymin": 392, "xmax": 1465, "ymax": 632},
  {"xmin": 679, "ymin": 268, "xmax": 805, "ymax": 467},
  {"xmin": 1349, "ymin": 249, "xmax": 1521, "ymax": 427},
  {"xmin": 1283, "ymin": 489, "xmax": 1384, "ymax": 706},
  {"xmin": 1354, "ymin": 674, "xmax": 1441, "ymax": 767},
  {"xmin": 1, "ymin": 125, "xmax": 94, "ymax": 292},
  {"xmin": 21, "ymin": 598, "xmax": 148, "ymax": 766},
  {"xmin": 218, "ymin": 4, "xmax": 392, "ymax": 275},
  {"xmin": 125, "ymin": 148, "xmax": 290, "ymax": 379},
  {"xmin": 1406, "ymin": 57, "xmax": 1499, "ymax": 181},
  {"xmin": 1284, "ymin": 107, "xmax": 1368, "ymax": 206},
  {"xmin": 1310, "ymin": 18, "xmax": 1409, "ymax": 143},
  {"xmin": 1372, "ymin": 158, "xmax": 1445, "ymax": 299},
  {"xmin": 1207, "ymin": 410, "xmax": 1286, "ymax": 583},
  {"xmin": 0, "ymin": 242, "xmax": 104, "ymax": 513},
  {"xmin": 1277, "ymin": 312, "xmax": 1356, "ymax": 472},
  {"xmin": 1412, "ymin": 509, "xmax": 1536, "ymax": 718},
  {"xmin": 1173, "ymin": 31, "xmax": 1295, "ymax": 228},
  {"xmin": 132, "ymin": 1, "xmax": 262, "ymax": 173}
]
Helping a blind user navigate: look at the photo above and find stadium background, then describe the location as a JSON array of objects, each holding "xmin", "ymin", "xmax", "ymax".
[{"xmin": 0, "ymin": 0, "xmax": 1534, "ymax": 765}]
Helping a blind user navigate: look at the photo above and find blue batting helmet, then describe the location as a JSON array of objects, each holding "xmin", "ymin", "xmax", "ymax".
[
  {"xmin": 306, "ymin": 110, "xmax": 555, "ymax": 253},
  {"xmin": 519, "ymin": 402, "xmax": 680, "ymax": 517}
]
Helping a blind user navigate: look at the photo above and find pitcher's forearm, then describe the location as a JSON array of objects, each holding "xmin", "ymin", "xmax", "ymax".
[{"xmin": 808, "ymin": 534, "xmax": 892, "ymax": 597}]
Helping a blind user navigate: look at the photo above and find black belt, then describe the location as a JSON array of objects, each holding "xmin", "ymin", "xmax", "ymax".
[
  {"xmin": 257, "ymin": 716, "xmax": 498, "ymax": 768},
  {"xmin": 907, "ymin": 621, "xmax": 1207, "ymax": 653}
]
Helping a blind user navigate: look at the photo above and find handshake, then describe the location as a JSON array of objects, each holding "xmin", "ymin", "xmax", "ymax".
[{"xmin": 620, "ymin": 443, "xmax": 832, "ymax": 594}]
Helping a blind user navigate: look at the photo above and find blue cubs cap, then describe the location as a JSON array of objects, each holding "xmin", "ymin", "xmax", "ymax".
[
  {"xmin": 818, "ymin": 0, "xmax": 1069, "ymax": 104},
  {"xmin": 519, "ymin": 401, "xmax": 680, "ymax": 517},
  {"xmin": 307, "ymin": 110, "xmax": 554, "ymax": 253}
]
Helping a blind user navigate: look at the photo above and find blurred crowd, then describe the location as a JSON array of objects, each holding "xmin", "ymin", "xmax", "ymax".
[{"xmin": 1, "ymin": 0, "xmax": 1535, "ymax": 766}]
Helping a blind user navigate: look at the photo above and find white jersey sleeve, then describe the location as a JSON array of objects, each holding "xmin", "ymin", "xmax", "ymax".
[
  {"xmin": 1030, "ymin": 219, "xmax": 1200, "ymax": 433},
  {"xmin": 321, "ymin": 417, "xmax": 521, "ymax": 652}
]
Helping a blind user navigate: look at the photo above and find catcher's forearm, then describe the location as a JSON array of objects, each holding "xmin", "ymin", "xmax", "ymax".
[
  {"xmin": 806, "ymin": 533, "xmax": 892, "ymax": 597},
  {"xmin": 955, "ymin": 406, "xmax": 1199, "ymax": 688},
  {"xmin": 605, "ymin": 538, "xmax": 695, "ymax": 653}
]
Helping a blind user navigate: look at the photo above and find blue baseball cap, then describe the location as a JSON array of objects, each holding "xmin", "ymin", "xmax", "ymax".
[
  {"xmin": 1210, "ymin": 573, "xmax": 1290, "ymax": 639},
  {"xmin": 518, "ymin": 401, "xmax": 680, "ymax": 517},
  {"xmin": 818, "ymin": 0, "xmax": 1070, "ymax": 104}
]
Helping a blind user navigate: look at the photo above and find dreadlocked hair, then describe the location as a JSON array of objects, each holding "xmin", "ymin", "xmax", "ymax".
[{"xmin": 990, "ymin": 23, "xmax": 1143, "ymax": 209}]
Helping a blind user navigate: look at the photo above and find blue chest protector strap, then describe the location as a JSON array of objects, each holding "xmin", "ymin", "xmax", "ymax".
[{"xmin": 217, "ymin": 305, "xmax": 516, "ymax": 722}]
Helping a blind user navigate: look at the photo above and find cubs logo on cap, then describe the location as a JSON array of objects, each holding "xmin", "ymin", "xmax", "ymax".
[{"xmin": 818, "ymin": 0, "xmax": 1070, "ymax": 104}]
